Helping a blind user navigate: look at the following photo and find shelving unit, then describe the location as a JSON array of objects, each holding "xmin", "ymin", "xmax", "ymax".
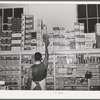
[{"xmin": 0, "ymin": 49, "xmax": 99, "ymax": 90}]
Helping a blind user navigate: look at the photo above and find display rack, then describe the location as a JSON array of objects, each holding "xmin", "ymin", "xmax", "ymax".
[{"xmin": 0, "ymin": 49, "xmax": 100, "ymax": 90}]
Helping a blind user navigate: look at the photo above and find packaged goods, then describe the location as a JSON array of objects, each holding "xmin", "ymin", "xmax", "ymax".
[
  {"xmin": 96, "ymin": 35, "xmax": 100, "ymax": 48},
  {"xmin": 11, "ymin": 47, "xmax": 21, "ymax": 51},
  {"xmin": 95, "ymin": 23, "xmax": 100, "ymax": 36},
  {"xmin": 74, "ymin": 22, "xmax": 80, "ymax": 31},
  {"xmin": 85, "ymin": 33, "xmax": 96, "ymax": 42},
  {"xmin": 80, "ymin": 23, "xmax": 84, "ymax": 33},
  {"xmin": 53, "ymin": 27, "xmax": 60, "ymax": 35},
  {"xmin": 85, "ymin": 41, "xmax": 93, "ymax": 49}
]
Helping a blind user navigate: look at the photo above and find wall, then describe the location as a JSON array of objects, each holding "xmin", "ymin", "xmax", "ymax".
[{"xmin": 28, "ymin": 4, "xmax": 77, "ymax": 33}]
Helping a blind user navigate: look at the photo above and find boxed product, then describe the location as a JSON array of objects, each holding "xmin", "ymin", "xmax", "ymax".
[
  {"xmin": 12, "ymin": 33, "xmax": 22, "ymax": 37},
  {"xmin": 75, "ymin": 35, "xmax": 85, "ymax": 42},
  {"xmin": 12, "ymin": 40, "xmax": 21, "ymax": 44},
  {"xmin": 95, "ymin": 23, "xmax": 100, "ymax": 36},
  {"xmin": 11, "ymin": 47, "xmax": 21, "ymax": 51},
  {"xmin": 75, "ymin": 31, "xmax": 80, "ymax": 36},
  {"xmin": 85, "ymin": 41, "xmax": 93, "ymax": 49},
  {"xmin": 74, "ymin": 22, "xmax": 80, "ymax": 31},
  {"xmin": 75, "ymin": 42, "xmax": 81, "ymax": 49},
  {"xmin": 85, "ymin": 33, "xmax": 96, "ymax": 42},
  {"xmin": 80, "ymin": 23, "xmax": 84, "ymax": 33},
  {"xmin": 70, "ymin": 31, "xmax": 75, "ymax": 39},
  {"xmin": 96, "ymin": 35, "xmax": 100, "ymax": 48},
  {"xmin": 53, "ymin": 27, "xmax": 60, "ymax": 35},
  {"xmin": 46, "ymin": 86, "xmax": 54, "ymax": 90},
  {"xmin": 37, "ymin": 33, "xmax": 42, "ymax": 40},
  {"xmin": 59, "ymin": 27, "xmax": 65, "ymax": 35}
]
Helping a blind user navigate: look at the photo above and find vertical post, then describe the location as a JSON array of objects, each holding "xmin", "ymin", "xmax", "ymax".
[
  {"xmin": 53, "ymin": 53, "xmax": 56, "ymax": 90},
  {"xmin": 88, "ymin": 79, "xmax": 90, "ymax": 90},
  {"xmin": 19, "ymin": 53, "xmax": 22, "ymax": 90}
]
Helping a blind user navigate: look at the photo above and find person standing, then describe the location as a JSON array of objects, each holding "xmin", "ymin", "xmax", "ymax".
[{"xmin": 26, "ymin": 34, "xmax": 49, "ymax": 90}]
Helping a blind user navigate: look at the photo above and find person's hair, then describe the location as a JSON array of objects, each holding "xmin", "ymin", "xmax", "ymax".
[{"xmin": 34, "ymin": 52, "xmax": 42, "ymax": 61}]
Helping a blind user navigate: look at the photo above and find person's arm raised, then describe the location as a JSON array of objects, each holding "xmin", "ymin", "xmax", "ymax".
[{"xmin": 43, "ymin": 34, "xmax": 49, "ymax": 69}]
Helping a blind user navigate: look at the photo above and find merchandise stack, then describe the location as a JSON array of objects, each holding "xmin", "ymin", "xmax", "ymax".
[
  {"xmin": 74, "ymin": 22, "xmax": 85, "ymax": 49},
  {"xmin": 95, "ymin": 23, "xmax": 100, "ymax": 48},
  {"xmin": 0, "ymin": 55, "xmax": 20, "ymax": 90},
  {"xmin": 46, "ymin": 55, "xmax": 54, "ymax": 90},
  {"xmin": 85, "ymin": 33, "xmax": 96, "ymax": 49},
  {"xmin": 36, "ymin": 19, "xmax": 45, "ymax": 50},
  {"xmin": 21, "ymin": 14, "xmax": 34, "ymax": 50},
  {"xmin": 53, "ymin": 27, "xmax": 60, "ymax": 50},
  {"xmin": 31, "ymin": 31, "xmax": 37, "ymax": 51},
  {"xmin": 66, "ymin": 30, "xmax": 75, "ymax": 50},
  {"xmin": 0, "ymin": 16, "xmax": 1, "ymax": 51},
  {"xmin": 59, "ymin": 27, "xmax": 67, "ymax": 50},
  {"xmin": 12, "ymin": 17, "xmax": 22, "ymax": 51},
  {"xmin": 1, "ymin": 17, "xmax": 12, "ymax": 51}
]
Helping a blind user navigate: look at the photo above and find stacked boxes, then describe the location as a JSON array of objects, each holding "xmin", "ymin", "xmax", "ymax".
[
  {"xmin": 31, "ymin": 31, "xmax": 37, "ymax": 51},
  {"xmin": 36, "ymin": 19, "xmax": 44, "ymax": 50},
  {"xmin": 1, "ymin": 17, "xmax": 12, "ymax": 51},
  {"xmin": 68, "ymin": 31, "xmax": 75, "ymax": 49},
  {"xmin": 21, "ymin": 14, "xmax": 34, "ymax": 50},
  {"xmin": 11, "ymin": 33, "xmax": 22, "ymax": 51},
  {"xmin": 24, "ymin": 15, "xmax": 34, "ymax": 50},
  {"xmin": 74, "ymin": 22, "xmax": 85, "ymax": 49},
  {"xmin": 53, "ymin": 27, "xmax": 60, "ymax": 50},
  {"xmin": 80, "ymin": 23, "xmax": 84, "ymax": 34},
  {"xmin": 85, "ymin": 33, "xmax": 96, "ymax": 49},
  {"xmin": 65, "ymin": 31, "xmax": 72, "ymax": 50},
  {"xmin": 95, "ymin": 23, "xmax": 100, "ymax": 48},
  {"xmin": 11, "ymin": 17, "xmax": 22, "ymax": 51},
  {"xmin": 12, "ymin": 18, "xmax": 21, "ymax": 33},
  {"xmin": 59, "ymin": 27, "xmax": 66, "ymax": 50},
  {"xmin": 74, "ymin": 22, "xmax": 80, "ymax": 35},
  {"xmin": 0, "ymin": 16, "xmax": 2, "ymax": 50},
  {"xmin": 95, "ymin": 23, "xmax": 100, "ymax": 36},
  {"xmin": 75, "ymin": 34, "xmax": 85, "ymax": 49},
  {"xmin": 1, "ymin": 31, "xmax": 12, "ymax": 51}
]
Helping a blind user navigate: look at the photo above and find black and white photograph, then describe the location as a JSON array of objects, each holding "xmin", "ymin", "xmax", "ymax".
[{"xmin": 0, "ymin": 1, "xmax": 100, "ymax": 96}]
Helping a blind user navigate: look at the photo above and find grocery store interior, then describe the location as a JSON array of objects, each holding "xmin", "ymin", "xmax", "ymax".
[{"xmin": 0, "ymin": 3, "xmax": 100, "ymax": 90}]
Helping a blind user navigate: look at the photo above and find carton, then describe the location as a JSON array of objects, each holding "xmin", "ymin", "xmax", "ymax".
[
  {"xmin": 96, "ymin": 35, "xmax": 100, "ymax": 48},
  {"xmin": 74, "ymin": 22, "xmax": 80, "ymax": 31},
  {"xmin": 85, "ymin": 33, "xmax": 96, "ymax": 42},
  {"xmin": 95, "ymin": 23, "xmax": 100, "ymax": 36}
]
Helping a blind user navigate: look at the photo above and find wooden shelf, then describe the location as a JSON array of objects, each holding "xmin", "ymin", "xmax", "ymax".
[{"xmin": 0, "ymin": 49, "xmax": 100, "ymax": 55}]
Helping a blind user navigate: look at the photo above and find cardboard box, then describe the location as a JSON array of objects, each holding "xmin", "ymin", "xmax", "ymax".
[
  {"xmin": 11, "ymin": 47, "xmax": 21, "ymax": 51},
  {"xmin": 85, "ymin": 33, "xmax": 96, "ymax": 42},
  {"xmin": 96, "ymin": 35, "xmax": 100, "ymax": 48},
  {"xmin": 85, "ymin": 41, "xmax": 93, "ymax": 49},
  {"xmin": 80, "ymin": 23, "xmax": 84, "ymax": 33},
  {"xmin": 95, "ymin": 23, "xmax": 100, "ymax": 36}
]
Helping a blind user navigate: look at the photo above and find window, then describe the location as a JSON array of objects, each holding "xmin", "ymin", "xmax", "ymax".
[
  {"xmin": 78, "ymin": 4, "xmax": 100, "ymax": 33},
  {"xmin": 0, "ymin": 8, "xmax": 23, "ymax": 31}
]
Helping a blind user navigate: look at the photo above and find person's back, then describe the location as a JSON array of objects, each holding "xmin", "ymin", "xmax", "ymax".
[
  {"xmin": 26, "ymin": 34, "xmax": 49, "ymax": 90},
  {"xmin": 31, "ymin": 62, "xmax": 47, "ymax": 82}
]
